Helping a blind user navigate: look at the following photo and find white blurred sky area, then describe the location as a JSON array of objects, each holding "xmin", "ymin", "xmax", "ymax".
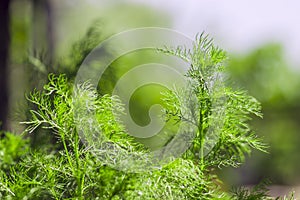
[
  {"xmin": 130, "ymin": 0, "xmax": 300, "ymax": 68},
  {"xmin": 61, "ymin": 0, "xmax": 300, "ymax": 68}
]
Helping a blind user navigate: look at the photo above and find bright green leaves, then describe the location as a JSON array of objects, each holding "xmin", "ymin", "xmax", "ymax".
[
  {"xmin": 161, "ymin": 33, "xmax": 266, "ymax": 170},
  {"xmin": 0, "ymin": 33, "xmax": 277, "ymax": 199},
  {"xmin": 160, "ymin": 33, "xmax": 268, "ymax": 199}
]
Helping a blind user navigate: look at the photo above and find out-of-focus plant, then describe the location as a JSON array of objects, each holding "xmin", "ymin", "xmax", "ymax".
[
  {"xmin": 0, "ymin": 132, "xmax": 29, "ymax": 170},
  {"xmin": 225, "ymin": 44, "xmax": 300, "ymax": 185},
  {"xmin": 228, "ymin": 44, "xmax": 300, "ymax": 104}
]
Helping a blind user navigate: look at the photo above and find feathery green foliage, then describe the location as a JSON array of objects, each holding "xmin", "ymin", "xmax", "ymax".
[
  {"xmin": 0, "ymin": 33, "xmax": 293, "ymax": 199},
  {"xmin": 161, "ymin": 33, "xmax": 266, "ymax": 170}
]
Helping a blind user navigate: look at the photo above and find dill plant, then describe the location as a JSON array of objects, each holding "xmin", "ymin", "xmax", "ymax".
[{"xmin": 0, "ymin": 33, "xmax": 295, "ymax": 199}]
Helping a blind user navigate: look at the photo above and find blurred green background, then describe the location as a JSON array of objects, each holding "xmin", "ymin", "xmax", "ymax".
[{"xmin": 2, "ymin": 0, "xmax": 300, "ymax": 197}]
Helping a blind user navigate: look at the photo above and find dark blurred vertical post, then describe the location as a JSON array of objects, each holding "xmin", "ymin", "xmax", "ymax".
[
  {"xmin": 32, "ymin": 0, "xmax": 54, "ymax": 69},
  {"xmin": 0, "ymin": 0, "xmax": 10, "ymax": 133}
]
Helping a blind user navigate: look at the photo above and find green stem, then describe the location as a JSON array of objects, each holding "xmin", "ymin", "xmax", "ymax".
[
  {"xmin": 61, "ymin": 133, "xmax": 73, "ymax": 170},
  {"xmin": 74, "ymin": 130, "xmax": 84, "ymax": 198},
  {"xmin": 198, "ymin": 125, "xmax": 205, "ymax": 171},
  {"xmin": 198, "ymin": 79, "xmax": 208, "ymax": 171}
]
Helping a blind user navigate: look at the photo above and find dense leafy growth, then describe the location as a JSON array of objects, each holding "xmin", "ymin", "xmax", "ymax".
[{"xmin": 0, "ymin": 34, "xmax": 294, "ymax": 199}]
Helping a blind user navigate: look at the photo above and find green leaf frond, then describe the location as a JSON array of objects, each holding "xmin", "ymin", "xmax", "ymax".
[
  {"xmin": 160, "ymin": 34, "xmax": 267, "ymax": 170},
  {"xmin": 159, "ymin": 32, "xmax": 227, "ymax": 81},
  {"xmin": 230, "ymin": 179, "xmax": 273, "ymax": 200}
]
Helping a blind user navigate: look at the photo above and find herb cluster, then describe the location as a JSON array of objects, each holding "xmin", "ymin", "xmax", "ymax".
[{"xmin": 0, "ymin": 34, "xmax": 294, "ymax": 199}]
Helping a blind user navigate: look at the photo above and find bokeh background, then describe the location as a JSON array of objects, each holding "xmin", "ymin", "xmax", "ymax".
[{"xmin": 2, "ymin": 0, "xmax": 300, "ymax": 197}]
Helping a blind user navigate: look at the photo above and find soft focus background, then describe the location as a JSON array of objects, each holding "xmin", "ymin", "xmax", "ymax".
[{"xmin": 2, "ymin": 0, "xmax": 300, "ymax": 197}]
